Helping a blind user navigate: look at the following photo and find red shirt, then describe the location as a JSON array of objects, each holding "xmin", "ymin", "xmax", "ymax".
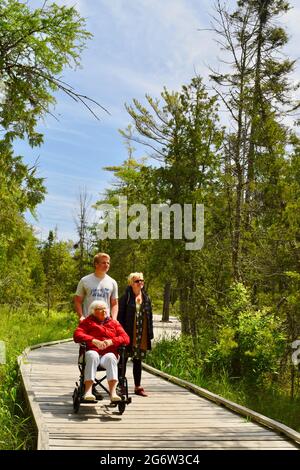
[{"xmin": 73, "ymin": 315, "xmax": 130, "ymax": 357}]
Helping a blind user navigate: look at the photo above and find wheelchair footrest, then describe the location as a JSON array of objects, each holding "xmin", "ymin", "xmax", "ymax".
[{"xmin": 107, "ymin": 396, "xmax": 131, "ymax": 407}]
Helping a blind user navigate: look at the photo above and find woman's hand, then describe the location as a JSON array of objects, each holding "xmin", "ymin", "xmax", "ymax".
[{"xmin": 92, "ymin": 338, "xmax": 113, "ymax": 349}]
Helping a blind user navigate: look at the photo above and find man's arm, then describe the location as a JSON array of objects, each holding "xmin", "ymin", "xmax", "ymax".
[
  {"xmin": 110, "ymin": 298, "xmax": 118, "ymax": 321},
  {"xmin": 74, "ymin": 295, "xmax": 85, "ymax": 322}
]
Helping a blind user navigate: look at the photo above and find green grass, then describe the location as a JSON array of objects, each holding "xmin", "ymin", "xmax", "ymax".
[
  {"xmin": 146, "ymin": 337, "xmax": 300, "ymax": 433},
  {"xmin": 0, "ymin": 305, "xmax": 77, "ymax": 450}
]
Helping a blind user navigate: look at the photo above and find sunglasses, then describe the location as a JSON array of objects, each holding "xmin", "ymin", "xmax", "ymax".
[{"xmin": 134, "ymin": 279, "xmax": 144, "ymax": 283}]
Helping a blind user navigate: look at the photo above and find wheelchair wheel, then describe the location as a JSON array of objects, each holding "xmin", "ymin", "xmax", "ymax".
[
  {"xmin": 73, "ymin": 386, "xmax": 81, "ymax": 413},
  {"xmin": 118, "ymin": 401, "xmax": 126, "ymax": 415}
]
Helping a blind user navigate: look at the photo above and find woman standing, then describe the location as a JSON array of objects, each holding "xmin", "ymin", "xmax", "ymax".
[{"xmin": 118, "ymin": 272, "xmax": 153, "ymax": 396}]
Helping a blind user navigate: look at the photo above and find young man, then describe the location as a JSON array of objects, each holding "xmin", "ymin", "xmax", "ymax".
[{"xmin": 74, "ymin": 253, "xmax": 118, "ymax": 321}]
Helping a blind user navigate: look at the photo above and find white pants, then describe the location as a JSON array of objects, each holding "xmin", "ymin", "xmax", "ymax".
[{"xmin": 84, "ymin": 350, "xmax": 118, "ymax": 382}]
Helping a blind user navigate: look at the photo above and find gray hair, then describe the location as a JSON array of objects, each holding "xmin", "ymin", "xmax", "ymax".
[{"xmin": 88, "ymin": 300, "xmax": 108, "ymax": 316}]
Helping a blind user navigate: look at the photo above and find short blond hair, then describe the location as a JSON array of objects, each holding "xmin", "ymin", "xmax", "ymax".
[
  {"xmin": 93, "ymin": 252, "xmax": 110, "ymax": 267},
  {"xmin": 128, "ymin": 272, "xmax": 144, "ymax": 285},
  {"xmin": 88, "ymin": 300, "xmax": 108, "ymax": 316}
]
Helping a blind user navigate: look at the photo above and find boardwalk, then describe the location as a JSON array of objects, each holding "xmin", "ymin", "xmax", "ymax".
[{"xmin": 19, "ymin": 318, "xmax": 299, "ymax": 450}]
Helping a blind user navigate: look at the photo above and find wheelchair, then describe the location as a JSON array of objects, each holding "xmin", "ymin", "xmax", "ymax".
[{"xmin": 72, "ymin": 343, "xmax": 131, "ymax": 415}]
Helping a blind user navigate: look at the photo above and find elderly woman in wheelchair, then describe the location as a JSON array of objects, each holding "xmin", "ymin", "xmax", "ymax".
[{"xmin": 73, "ymin": 300, "xmax": 130, "ymax": 407}]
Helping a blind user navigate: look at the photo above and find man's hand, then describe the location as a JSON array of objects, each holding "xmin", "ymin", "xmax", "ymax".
[{"xmin": 74, "ymin": 295, "xmax": 84, "ymax": 321}]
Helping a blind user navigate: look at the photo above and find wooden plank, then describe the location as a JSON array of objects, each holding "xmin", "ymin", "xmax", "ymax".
[
  {"xmin": 51, "ymin": 446, "xmax": 295, "ymax": 451},
  {"xmin": 48, "ymin": 438, "xmax": 297, "ymax": 449},
  {"xmin": 49, "ymin": 432, "xmax": 284, "ymax": 441},
  {"xmin": 35, "ymin": 399, "xmax": 240, "ymax": 412},
  {"xmin": 44, "ymin": 421, "xmax": 260, "ymax": 428},
  {"xmin": 47, "ymin": 427, "xmax": 278, "ymax": 436}
]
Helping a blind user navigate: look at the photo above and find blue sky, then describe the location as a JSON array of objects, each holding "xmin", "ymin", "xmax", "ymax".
[{"xmin": 15, "ymin": 0, "xmax": 300, "ymax": 242}]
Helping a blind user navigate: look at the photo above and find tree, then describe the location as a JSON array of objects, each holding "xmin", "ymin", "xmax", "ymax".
[
  {"xmin": 123, "ymin": 77, "xmax": 223, "ymax": 333},
  {"xmin": 73, "ymin": 188, "xmax": 93, "ymax": 278},
  {"xmin": 0, "ymin": 0, "xmax": 98, "ymax": 307},
  {"xmin": 210, "ymin": 0, "xmax": 298, "ymax": 280},
  {"xmin": 0, "ymin": 142, "xmax": 46, "ymax": 305},
  {"xmin": 208, "ymin": 1, "xmax": 300, "ymax": 391},
  {"xmin": 0, "ymin": 0, "xmax": 102, "ymax": 222},
  {"xmin": 0, "ymin": 0, "xmax": 101, "ymax": 147},
  {"xmin": 93, "ymin": 134, "xmax": 153, "ymax": 292},
  {"xmin": 40, "ymin": 230, "xmax": 77, "ymax": 311},
  {"xmin": 0, "ymin": 219, "xmax": 45, "ymax": 306}
]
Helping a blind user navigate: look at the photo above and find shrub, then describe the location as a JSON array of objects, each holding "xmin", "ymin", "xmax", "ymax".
[{"xmin": 204, "ymin": 283, "xmax": 286, "ymax": 381}]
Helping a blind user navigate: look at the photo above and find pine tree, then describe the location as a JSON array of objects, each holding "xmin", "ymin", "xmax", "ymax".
[{"xmin": 210, "ymin": 0, "xmax": 299, "ymax": 280}]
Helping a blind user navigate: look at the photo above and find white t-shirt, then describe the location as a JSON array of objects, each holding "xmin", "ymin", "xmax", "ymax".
[{"xmin": 75, "ymin": 273, "xmax": 118, "ymax": 317}]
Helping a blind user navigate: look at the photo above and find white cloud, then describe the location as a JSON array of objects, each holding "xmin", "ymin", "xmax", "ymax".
[
  {"xmin": 89, "ymin": 0, "xmax": 216, "ymax": 84},
  {"xmin": 281, "ymin": 3, "xmax": 300, "ymax": 60}
]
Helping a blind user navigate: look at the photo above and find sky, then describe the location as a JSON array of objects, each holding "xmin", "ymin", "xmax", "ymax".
[{"xmin": 14, "ymin": 0, "xmax": 300, "ymax": 242}]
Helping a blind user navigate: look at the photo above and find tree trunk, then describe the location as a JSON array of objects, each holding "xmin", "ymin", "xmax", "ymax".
[
  {"xmin": 179, "ymin": 287, "xmax": 190, "ymax": 334},
  {"xmin": 162, "ymin": 282, "xmax": 171, "ymax": 322},
  {"xmin": 245, "ymin": 6, "xmax": 265, "ymax": 231},
  {"xmin": 233, "ymin": 174, "xmax": 243, "ymax": 281}
]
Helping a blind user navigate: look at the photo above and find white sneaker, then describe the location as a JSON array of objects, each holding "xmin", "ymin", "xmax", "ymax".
[
  {"xmin": 110, "ymin": 394, "xmax": 122, "ymax": 402},
  {"xmin": 84, "ymin": 392, "xmax": 96, "ymax": 401}
]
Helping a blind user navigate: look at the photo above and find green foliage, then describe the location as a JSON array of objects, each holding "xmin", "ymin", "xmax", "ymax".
[
  {"xmin": 147, "ymin": 335, "xmax": 204, "ymax": 381},
  {"xmin": 0, "ymin": 143, "xmax": 45, "ymax": 214},
  {"xmin": 0, "ymin": 224, "xmax": 78, "ymax": 309},
  {"xmin": 0, "ymin": 219, "xmax": 45, "ymax": 305},
  {"xmin": 0, "ymin": 0, "xmax": 92, "ymax": 145},
  {"xmin": 93, "ymin": 150, "xmax": 153, "ymax": 290},
  {"xmin": 124, "ymin": 77, "xmax": 223, "ymax": 203},
  {"xmin": 39, "ymin": 230, "xmax": 78, "ymax": 311},
  {"xmin": 0, "ymin": 305, "xmax": 77, "ymax": 449},
  {"xmin": 205, "ymin": 283, "xmax": 286, "ymax": 380},
  {"xmin": 0, "ymin": 355, "xmax": 36, "ymax": 450},
  {"xmin": 0, "ymin": 141, "xmax": 46, "ymax": 306}
]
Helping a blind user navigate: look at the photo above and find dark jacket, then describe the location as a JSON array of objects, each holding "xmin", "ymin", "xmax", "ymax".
[
  {"xmin": 73, "ymin": 315, "xmax": 129, "ymax": 357},
  {"xmin": 118, "ymin": 286, "xmax": 154, "ymax": 351}
]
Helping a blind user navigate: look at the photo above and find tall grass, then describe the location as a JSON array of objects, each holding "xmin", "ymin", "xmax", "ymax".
[
  {"xmin": 0, "ymin": 305, "xmax": 77, "ymax": 450},
  {"xmin": 146, "ymin": 336, "xmax": 300, "ymax": 433}
]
